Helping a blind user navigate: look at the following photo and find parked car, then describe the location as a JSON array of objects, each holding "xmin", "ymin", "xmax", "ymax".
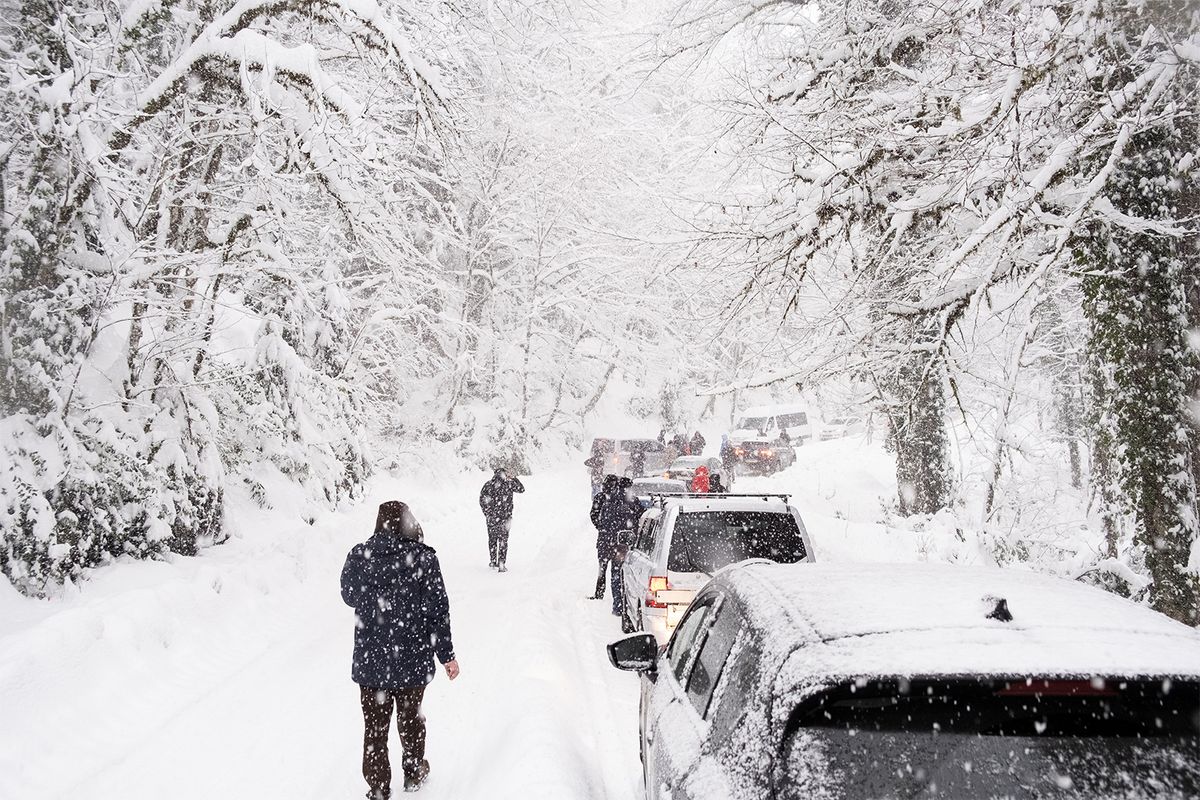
[
  {"xmin": 732, "ymin": 440, "xmax": 795, "ymax": 476},
  {"xmin": 663, "ymin": 456, "xmax": 724, "ymax": 484},
  {"xmin": 727, "ymin": 403, "xmax": 812, "ymax": 447},
  {"xmin": 819, "ymin": 416, "xmax": 866, "ymax": 441},
  {"xmin": 630, "ymin": 478, "xmax": 688, "ymax": 510},
  {"xmin": 589, "ymin": 437, "xmax": 671, "ymax": 478},
  {"xmin": 608, "ymin": 562, "xmax": 1200, "ymax": 800},
  {"xmin": 619, "ymin": 495, "xmax": 815, "ymax": 641}
]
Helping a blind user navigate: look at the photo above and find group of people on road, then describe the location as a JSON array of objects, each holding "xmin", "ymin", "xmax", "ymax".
[{"xmin": 336, "ymin": 449, "xmax": 728, "ymax": 798}]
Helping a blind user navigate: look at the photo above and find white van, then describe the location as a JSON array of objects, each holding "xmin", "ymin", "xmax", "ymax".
[{"xmin": 728, "ymin": 403, "xmax": 812, "ymax": 446}]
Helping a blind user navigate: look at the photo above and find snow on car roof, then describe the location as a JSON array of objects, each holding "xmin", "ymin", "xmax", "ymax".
[
  {"xmin": 660, "ymin": 496, "xmax": 793, "ymax": 514},
  {"xmin": 729, "ymin": 562, "xmax": 1200, "ymax": 680}
]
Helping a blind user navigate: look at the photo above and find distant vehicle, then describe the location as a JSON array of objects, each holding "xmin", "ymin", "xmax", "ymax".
[
  {"xmin": 589, "ymin": 437, "xmax": 670, "ymax": 478},
  {"xmin": 819, "ymin": 416, "xmax": 866, "ymax": 440},
  {"xmin": 663, "ymin": 456, "xmax": 723, "ymax": 484},
  {"xmin": 608, "ymin": 562, "xmax": 1200, "ymax": 800},
  {"xmin": 629, "ymin": 478, "xmax": 687, "ymax": 510},
  {"xmin": 619, "ymin": 494, "xmax": 815, "ymax": 642},
  {"xmin": 728, "ymin": 403, "xmax": 812, "ymax": 447},
  {"xmin": 732, "ymin": 440, "xmax": 795, "ymax": 476}
]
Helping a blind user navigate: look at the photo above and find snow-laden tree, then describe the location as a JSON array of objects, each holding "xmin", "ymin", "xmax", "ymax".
[
  {"xmin": 658, "ymin": 0, "xmax": 1199, "ymax": 620},
  {"xmin": 0, "ymin": 0, "xmax": 460, "ymax": 592}
]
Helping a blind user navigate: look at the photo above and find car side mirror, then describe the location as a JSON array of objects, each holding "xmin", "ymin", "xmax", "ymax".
[{"xmin": 607, "ymin": 633, "xmax": 659, "ymax": 674}]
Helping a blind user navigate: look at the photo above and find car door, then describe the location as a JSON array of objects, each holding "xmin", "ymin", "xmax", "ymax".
[
  {"xmin": 646, "ymin": 591, "xmax": 743, "ymax": 800},
  {"xmin": 624, "ymin": 512, "xmax": 659, "ymax": 624},
  {"xmin": 645, "ymin": 595, "xmax": 715, "ymax": 800}
]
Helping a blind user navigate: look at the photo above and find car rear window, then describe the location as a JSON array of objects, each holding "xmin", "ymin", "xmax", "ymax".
[
  {"xmin": 667, "ymin": 511, "xmax": 806, "ymax": 572},
  {"xmin": 779, "ymin": 678, "xmax": 1200, "ymax": 799}
]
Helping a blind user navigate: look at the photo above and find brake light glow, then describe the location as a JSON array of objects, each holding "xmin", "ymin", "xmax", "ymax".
[{"xmin": 646, "ymin": 575, "xmax": 669, "ymax": 608}]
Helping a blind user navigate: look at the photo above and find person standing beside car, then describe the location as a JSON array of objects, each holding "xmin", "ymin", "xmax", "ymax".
[
  {"xmin": 720, "ymin": 434, "xmax": 737, "ymax": 477},
  {"xmin": 340, "ymin": 501, "xmax": 460, "ymax": 798},
  {"xmin": 589, "ymin": 474, "xmax": 641, "ymax": 614},
  {"xmin": 479, "ymin": 466, "xmax": 525, "ymax": 571}
]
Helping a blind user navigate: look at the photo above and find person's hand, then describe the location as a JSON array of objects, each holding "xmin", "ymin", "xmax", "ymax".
[{"xmin": 444, "ymin": 659, "xmax": 460, "ymax": 680}]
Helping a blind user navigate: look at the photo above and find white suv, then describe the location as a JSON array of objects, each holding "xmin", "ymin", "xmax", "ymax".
[{"xmin": 619, "ymin": 494, "xmax": 816, "ymax": 642}]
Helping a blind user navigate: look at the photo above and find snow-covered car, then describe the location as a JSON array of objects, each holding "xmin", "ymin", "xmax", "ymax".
[
  {"xmin": 590, "ymin": 437, "xmax": 671, "ymax": 478},
  {"xmin": 619, "ymin": 495, "xmax": 815, "ymax": 642},
  {"xmin": 818, "ymin": 416, "xmax": 866, "ymax": 440},
  {"xmin": 630, "ymin": 478, "xmax": 688, "ymax": 510},
  {"xmin": 731, "ymin": 440, "xmax": 795, "ymax": 476},
  {"xmin": 727, "ymin": 404, "xmax": 812, "ymax": 446},
  {"xmin": 663, "ymin": 456, "xmax": 724, "ymax": 484},
  {"xmin": 607, "ymin": 562, "xmax": 1200, "ymax": 800}
]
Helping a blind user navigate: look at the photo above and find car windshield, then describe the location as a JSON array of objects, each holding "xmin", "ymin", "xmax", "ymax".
[
  {"xmin": 736, "ymin": 416, "xmax": 769, "ymax": 430},
  {"xmin": 667, "ymin": 511, "xmax": 806, "ymax": 573},
  {"xmin": 777, "ymin": 412, "xmax": 808, "ymax": 427},
  {"xmin": 827, "ymin": 417, "xmax": 848, "ymax": 426},
  {"xmin": 779, "ymin": 678, "xmax": 1200, "ymax": 799}
]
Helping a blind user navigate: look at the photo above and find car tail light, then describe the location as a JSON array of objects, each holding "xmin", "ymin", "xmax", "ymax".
[
  {"xmin": 646, "ymin": 575, "xmax": 669, "ymax": 608},
  {"xmin": 760, "ymin": 448, "xmax": 774, "ymax": 457}
]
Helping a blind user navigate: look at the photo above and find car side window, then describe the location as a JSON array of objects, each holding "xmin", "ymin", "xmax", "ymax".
[
  {"xmin": 637, "ymin": 517, "xmax": 659, "ymax": 553},
  {"xmin": 685, "ymin": 597, "xmax": 743, "ymax": 717},
  {"xmin": 707, "ymin": 627, "xmax": 762, "ymax": 739},
  {"xmin": 634, "ymin": 517, "xmax": 652, "ymax": 553},
  {"xmin": 667, "ymin": 598, "xmax": 715, "ymax": 685}
]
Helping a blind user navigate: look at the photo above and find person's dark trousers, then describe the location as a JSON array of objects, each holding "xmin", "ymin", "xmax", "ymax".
[
  {"xmin": 486, "ymin": 517, "xmax": 510, "ymax": 565},
  {"xmin": 593, "ymin": 553, "xmax": 621, "ymax": 606},
  {"xmin": 360, "ymin": 685, "xmax": 427, "ymax": 799}
]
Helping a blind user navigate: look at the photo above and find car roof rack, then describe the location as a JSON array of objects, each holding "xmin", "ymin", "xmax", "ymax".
[{"xmin": 647, "ymin": 492, "xmax": 791, "ymax": 504}]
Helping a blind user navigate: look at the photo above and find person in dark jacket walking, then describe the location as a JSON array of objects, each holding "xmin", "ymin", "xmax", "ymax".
[
  {"xmin": 340, "ymin": 501, "xmax": 460, "ymax": 798},
  {"xmin": 589, "ymin": 475, "xmax": 642, "ymax": 614},
  {"xmin": 690, "ymin": 430, "xmax": 706, "ymax": 455},
  {"xmin": 479, "ymin": 467, "xmax": 525, "ymax": 571}
]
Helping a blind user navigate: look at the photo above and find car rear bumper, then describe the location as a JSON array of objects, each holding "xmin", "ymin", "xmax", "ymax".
[{"xmin": 642, "ymin": 604, "xmax": 690, "ymax": 647}]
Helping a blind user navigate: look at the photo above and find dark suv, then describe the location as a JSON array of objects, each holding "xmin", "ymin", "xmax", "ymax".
[{"xmin": 608, "ymin": 562, "xmax": 1200, "ymax": 799}]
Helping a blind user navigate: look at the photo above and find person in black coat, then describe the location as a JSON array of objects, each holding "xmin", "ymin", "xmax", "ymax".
[
  {"xmin": 589, "ymin": 475, "xmax": 642, "ymax": 614},
  {"xmin": 340, "ymin": 501, "xmax": 460, "ymax": 797},
  {"xmin": 479, "ymin": 467, "xmax": 525, "ymax": 571}
]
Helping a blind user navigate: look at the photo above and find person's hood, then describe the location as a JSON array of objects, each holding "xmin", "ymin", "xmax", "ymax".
[
  {"xmin": 601, "ymin": 474, "xmax": 620, "ymax": 492},
  {"xmin": 363, "ymin": 530, "xmax": 434, "ymax": 557},
  {"xmin": 374, "ymin": 500, "xmax": 423, "ymax": 541},
  {"xmin": 695, "ymin": 466, "xmax": 709, "ymax": 477}
]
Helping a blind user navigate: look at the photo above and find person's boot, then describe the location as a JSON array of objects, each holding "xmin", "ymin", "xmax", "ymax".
[
  {"xmin": 497, "ymin": 562, "xmax": 508, "ymax": 573},
  {"xmin": 403, "ymin": 760, "xmax": 431, "ymax": 792}
]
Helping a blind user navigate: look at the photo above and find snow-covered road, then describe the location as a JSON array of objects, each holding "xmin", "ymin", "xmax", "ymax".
[
  {"xmin": 0, "ymin": 469, "xmax": 643, "ymax": 800},
  {"xmin": 1, "ymin": 439, "xmax": 951, "ymax": 800}
]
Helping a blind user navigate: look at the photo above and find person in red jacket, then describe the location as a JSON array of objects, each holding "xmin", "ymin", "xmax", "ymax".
[{"xmin": 691, "ymin": 465, "xmax": 711, "ymax": 493}]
